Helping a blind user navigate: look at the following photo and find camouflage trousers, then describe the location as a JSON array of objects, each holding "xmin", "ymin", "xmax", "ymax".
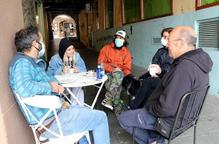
[{"xmin": 104, "ymin": 69, "xmax": 125, "ymax": 115}]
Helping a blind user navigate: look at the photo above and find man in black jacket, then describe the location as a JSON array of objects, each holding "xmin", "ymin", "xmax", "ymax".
[{"xmin": 119, "ymin": 26, "xmax": 213, "ymax": 144}]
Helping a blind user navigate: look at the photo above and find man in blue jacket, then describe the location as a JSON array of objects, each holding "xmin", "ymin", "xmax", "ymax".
[
  {"xmin": 9, "ymin": 26, "xmax": 110, "ymax": 144},
  {"xmin": 119, "ymin": 26, "xmax": 213, "ymax": 144}
]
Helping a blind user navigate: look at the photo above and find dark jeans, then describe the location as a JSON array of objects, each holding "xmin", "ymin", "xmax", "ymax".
[
  {"xmin": 119, "ymin": 108, "xmax": 164, "ymax": 144},
  {"xmin": 130, "ymin": 77, "xmax": 160, "ymax": 109}
]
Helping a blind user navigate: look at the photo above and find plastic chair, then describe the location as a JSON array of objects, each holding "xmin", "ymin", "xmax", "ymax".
[{"xmin": 15, "ymin": 93, "xmax": 91, "ymax": 144}]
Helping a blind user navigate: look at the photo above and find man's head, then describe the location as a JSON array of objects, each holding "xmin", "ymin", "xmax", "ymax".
[
  {"xmin": 160, "ymin": 27, "xmax": 173, "ymax": 47},
  {"xmin": 14, "ymin": 26, "xmax": 45, "ymax": 58},
  {"xmin": 114, "ymin": 30, "xmax": 127, "ymax": 49},
  {"xmin": 167, "ymin": 26, "xmax": 196, "ymax": 59}
]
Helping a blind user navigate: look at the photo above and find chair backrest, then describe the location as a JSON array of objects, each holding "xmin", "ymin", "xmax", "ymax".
[{"xmin": 168, "ymin": 85, "xmax": 210, "ymax": 140}]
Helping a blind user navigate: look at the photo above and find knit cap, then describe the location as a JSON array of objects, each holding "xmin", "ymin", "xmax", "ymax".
[{"xmin": 58, "ymin": 38, "xmax": 72, "ymax": 60}]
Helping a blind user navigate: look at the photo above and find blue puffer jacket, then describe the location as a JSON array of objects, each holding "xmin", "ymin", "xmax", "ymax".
[{"xmin": 9, "ymin": 52, "xmax": 56, "ymax": 125}]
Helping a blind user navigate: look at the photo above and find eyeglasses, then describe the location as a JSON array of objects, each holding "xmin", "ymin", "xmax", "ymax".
[
  {"xmin": 168, "ymin": 38, "xmax": 182, "ymax": 43},
  {"xmin": 34, "ymin": 41, "xmax": 42, "ymax": 51}
]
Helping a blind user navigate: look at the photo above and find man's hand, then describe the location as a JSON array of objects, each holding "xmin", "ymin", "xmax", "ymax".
[
  {"xmin": 148, "ymin": 64, "xmax": 162, "ymax": 77},
  {"xmin": 50, "ymin": 81, "xmax": 64, "ymax": 94}
]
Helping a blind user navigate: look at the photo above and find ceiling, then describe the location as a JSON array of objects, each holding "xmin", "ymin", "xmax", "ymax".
[{"xmin": 43, "ymin": 0, "xmax": 95, "ymax": 12}]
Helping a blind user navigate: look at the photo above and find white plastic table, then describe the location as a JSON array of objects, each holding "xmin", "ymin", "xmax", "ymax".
[{"xmin": 55, "ymin": 72, "xmax": 107, "ymax": 109}]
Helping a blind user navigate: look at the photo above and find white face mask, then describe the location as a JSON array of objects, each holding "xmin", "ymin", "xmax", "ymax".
[
  {"xmin": 38, "ymin": 42, "xmax": 45, "ymax": 58},
  {"xmin": 161, "ymin": 37, "xmax": 168, "ymax": 47}
]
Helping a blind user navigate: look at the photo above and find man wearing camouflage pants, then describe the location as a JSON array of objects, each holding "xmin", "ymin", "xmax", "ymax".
[{"xmin": 98, "ymin": 30, "xmax": 132, "ymax": 116}]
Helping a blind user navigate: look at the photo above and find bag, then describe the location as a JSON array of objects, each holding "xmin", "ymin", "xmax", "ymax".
[{"xmin": 154, "ymin": 118, "xmax": 172, "ymax": 139}]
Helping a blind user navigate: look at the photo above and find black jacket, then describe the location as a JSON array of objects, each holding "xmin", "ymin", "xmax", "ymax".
[
  {"xmin": 152, "ymin": 47, "xmax": 173, "ymax": 75},
  {"xmin": 146, "ymin": 48, "xmax": 213, "ymax": 121}
]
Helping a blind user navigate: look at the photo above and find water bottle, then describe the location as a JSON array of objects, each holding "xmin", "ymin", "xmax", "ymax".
[
  {"xmin": 100, "ymin": 62, "xmax": 105, "ymax": 76},
  {"xmin": 96, "ymin": 64, "xmax": 102, "ymax": 79}
]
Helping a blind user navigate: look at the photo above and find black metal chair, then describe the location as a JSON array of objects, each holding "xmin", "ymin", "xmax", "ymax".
[
  {"xmin": 132, "ymin": 85, "xmax": 209, "ymax": 144},
  {"xmin": 166, "ymin": 85, "xmax": 209, "ymax": 144}
]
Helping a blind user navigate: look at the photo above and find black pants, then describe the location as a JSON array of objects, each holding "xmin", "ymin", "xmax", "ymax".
[{"xmin": 130, "ymin": 77, "xmax": 160, "ymax": 109}]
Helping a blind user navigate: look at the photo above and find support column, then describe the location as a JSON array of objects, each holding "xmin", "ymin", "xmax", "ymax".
[
  {"xmin": 22, "ymin": 0, "xmax": 36, "ymax": 27},
  {"xmin": 113, "ymin": 0, "xmax": 123, "ymax": 27},
  {"xmin": 98, "ymin": 0, "xmax": 106, "ymax": 30}
]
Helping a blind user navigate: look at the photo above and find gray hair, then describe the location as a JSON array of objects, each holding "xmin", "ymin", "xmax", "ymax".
[{"xmin": 14, "ymin": 26, "xmax": 39, "ymax": 52}]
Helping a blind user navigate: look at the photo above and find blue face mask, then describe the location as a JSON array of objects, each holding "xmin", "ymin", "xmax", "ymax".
[{"xmin": 115, "ymin": 38, "xmax": 125, "ymax": 48}]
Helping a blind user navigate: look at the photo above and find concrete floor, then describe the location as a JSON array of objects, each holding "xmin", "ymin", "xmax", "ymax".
[{"xmin": 50, "ymin": 39, "xmax": 219, "ymax": 144}]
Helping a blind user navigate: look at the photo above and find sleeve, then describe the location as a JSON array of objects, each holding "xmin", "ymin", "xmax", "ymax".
[
  {"xmin": 152, "ymin": 49, "xmax": 161, "ymax": 65},
  {"xmin": 47, "ymin": 55, "xmax": 63, "ymax": 76},
  {"xmin": 148, "ymin": 64, "xmax": 193, "ymax": 117},
  {"xmin": 98, "ymin": 46, "xmax": 114, "ymax": 73},
  {"xmin": 75, "ymin": 53, "xmax": 87, "ymax": 72},
  {"xmin": 14, "ymin": 59, "xmax": 52, "ymax": 98},
  {"xmin": 121, "ymin": 49, "xmax": 132, "ymax": 76}
]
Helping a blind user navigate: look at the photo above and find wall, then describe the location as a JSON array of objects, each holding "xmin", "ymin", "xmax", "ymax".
[
  {"xmin": 79, "ymin": 10, "xmax": 89, "ymax": 46},
  {"xmin": 92, "ymin": 6, "xmax": 219, "ymax": 97},
  {"xmin": 173, "ymin": 0, "xmax": 195, "ymax": 14},
  {"xmin": 0, "ymin": 0, "xmax": 34, "ymax": 144}
]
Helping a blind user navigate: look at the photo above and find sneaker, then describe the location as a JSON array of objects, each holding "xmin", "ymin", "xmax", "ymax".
[
  {"xmin": 101, "ymin": 99, "xmax": 113, "ymax": 110},
  {"xmin": 114, "ymin": 100, "xmax": 129, "ymax": 117}
]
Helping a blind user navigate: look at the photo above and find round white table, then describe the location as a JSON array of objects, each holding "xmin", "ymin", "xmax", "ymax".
[{"xmin": 55, "ymin": 72, "xmax": 108, "ymax": 109}]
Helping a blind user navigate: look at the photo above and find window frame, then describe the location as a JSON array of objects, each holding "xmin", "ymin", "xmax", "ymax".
[
  {"xmin": 196, "ymin": 0, "xmax": 219, "ymax": 10},
  {"xmin": 122, "ymin": 0, "xmax": 173, "ymax": 25}
]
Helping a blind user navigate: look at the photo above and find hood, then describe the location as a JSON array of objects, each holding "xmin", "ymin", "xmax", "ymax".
[{"xmin": 176, "ymin": 48, "xmax": 213, "ymax": 73}]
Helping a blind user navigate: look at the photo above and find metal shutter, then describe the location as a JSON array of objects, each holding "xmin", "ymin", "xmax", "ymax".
[{"xmin": 198, "ymin": 19, "xmax": 219, "ymax": 49}]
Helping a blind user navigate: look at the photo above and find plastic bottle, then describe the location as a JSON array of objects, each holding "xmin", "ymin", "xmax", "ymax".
[
  {"xmin": 96, "ymin": 64, "xmax": 102, "ymax": 79},
  {"xmin": 100, "ymin": 61, "xmax": 105, "ymax": 76}
]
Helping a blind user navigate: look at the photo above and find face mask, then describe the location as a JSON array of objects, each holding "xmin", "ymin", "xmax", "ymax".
[
  {"xmin": 38, "ymin": 42, "xmax": 45, "ymax": 58},
  {"xmin": 161, "ymin": 37, "xmax": 167, "ymax": 47},
  {"xmin": 115, "ymin": 38, "xmax": 125, "ymax": 48}
]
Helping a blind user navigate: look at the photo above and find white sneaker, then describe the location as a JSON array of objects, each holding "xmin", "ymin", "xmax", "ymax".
[{"xmin": 101, "ymin": 99, "xmax": 113, "ymax": 110}]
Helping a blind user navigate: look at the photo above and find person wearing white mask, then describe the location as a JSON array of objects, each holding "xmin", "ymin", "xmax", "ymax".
[
  {"xmin": 141, "ymin": 27, "xmax": 174, "ymax": 79},
  {"xmin": 123, "ymin": 27, "xmax": 174, "ymax": 110},
  {"xmin": 9, "ymin": 26, "xmax": 110, "ymax": 144},
  {"xmin": 98, "ymin": 30, "xmax": 132, "ymax": 116}
]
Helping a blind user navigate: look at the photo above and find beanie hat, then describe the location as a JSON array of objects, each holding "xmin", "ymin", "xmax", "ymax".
[{"xmin": 58, "ymin": 38, "xmax": 72, "ymax": 60}]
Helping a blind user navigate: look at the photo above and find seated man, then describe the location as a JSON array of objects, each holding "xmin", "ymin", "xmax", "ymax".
[
  {"xmin": 47, "ymin": 37, "xmax": 87, "ymax": 104},
  {"xmin": 98, "ymin": 30, "xmax": 132, "ymax": 116},
  {"xmin": 9, "ymin": 26, "xmax": 110, "ymax": 144},
  {"xmin": 123, "ymin": 27, "xmax": 174, "ymax": 109},
  {"xmin": 119, "ymin": 26, "xmax": 213, "ymax": 144}
]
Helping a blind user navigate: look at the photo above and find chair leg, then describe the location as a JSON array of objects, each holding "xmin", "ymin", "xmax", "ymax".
[
  {"xmin": 132, "ymin": 128, "xmax": 135, "ymax": 144},
  {"xmin": 31, "ymin": 128, "xmax": 40, "ymax": 144},
  {"xmin": 85, "ymin": 131, "xmax": 91, "ymax": 144},
  {"xmin": 168, "ymin": 139, "xmax": 171, "ymax": 144},
  {"xmin": 193, "ymin": 125, "xmax": 197, "ymax": 144}
]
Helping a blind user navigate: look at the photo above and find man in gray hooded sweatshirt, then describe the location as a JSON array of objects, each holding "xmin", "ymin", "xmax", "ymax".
[{"xmin": 119, "ymin": 26, "xmax": 213, "ymax": 144}]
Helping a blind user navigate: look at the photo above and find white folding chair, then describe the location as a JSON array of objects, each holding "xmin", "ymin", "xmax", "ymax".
[{"xmin": 15, "ymin": 93, "xmax": 91, "ymax": 144}]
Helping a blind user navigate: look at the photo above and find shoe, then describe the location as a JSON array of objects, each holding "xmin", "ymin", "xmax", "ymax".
[
  {"xmin": 114, "ymin": 100, "xmax": 129, "ymax": 117},
  {"xmin": 101, "ymin": 99, "xmax": 113, "ymax": 110}
]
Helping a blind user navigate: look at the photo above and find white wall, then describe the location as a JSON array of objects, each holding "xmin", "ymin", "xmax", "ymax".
[{"xmin": 92, "ymin": 6, "xmax": 219, "ymax": 97}]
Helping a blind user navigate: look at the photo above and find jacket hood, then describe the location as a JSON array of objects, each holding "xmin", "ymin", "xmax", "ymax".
[{"xmin": 175, "ymin": 48, "xmax": 213, "ymax": 73}]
